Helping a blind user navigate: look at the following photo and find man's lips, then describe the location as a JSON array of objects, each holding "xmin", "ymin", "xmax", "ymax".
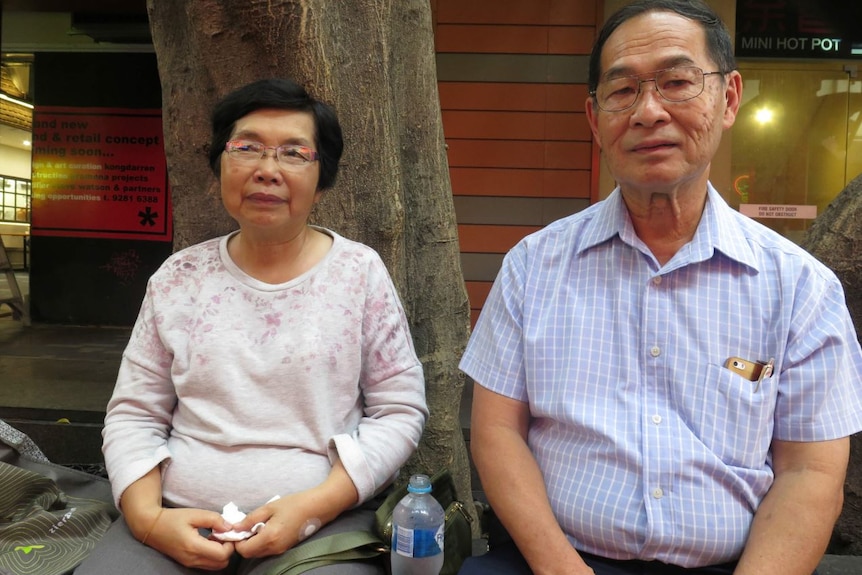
[{"xmin": 631, "ymin": 141, "xmax": 676, "ymax": 152}]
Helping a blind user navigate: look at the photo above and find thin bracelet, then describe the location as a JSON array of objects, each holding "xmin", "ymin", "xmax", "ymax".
[{"xmin": 140, "ymin": 508, "xmax": 164, "ymax": 546}]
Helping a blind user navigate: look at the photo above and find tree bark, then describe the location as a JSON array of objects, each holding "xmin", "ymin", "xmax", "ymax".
[
  {"xmin": 146, "ymin": 0, "xmax": 476, "ymax": 528},
  {"xmin": 802, "ymin": 172, "xmax": 862, "ymax": 555}
]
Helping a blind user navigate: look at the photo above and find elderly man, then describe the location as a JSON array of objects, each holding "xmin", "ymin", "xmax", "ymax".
[{"xmin": 458, "ymin": 1, "xmax": 862, "ymax": 574}]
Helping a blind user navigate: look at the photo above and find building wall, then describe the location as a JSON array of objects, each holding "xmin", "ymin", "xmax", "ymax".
[
  {"xmin": 434, "ymin": 0, "xmax": 741, "ymax": 325},
  {"xmin": 0, "ymin": 144, "xmax": 29, "ymax": 179},
  {"xmin": 433, "ymin": 0, "xmax": 601, "ymax": 325}
]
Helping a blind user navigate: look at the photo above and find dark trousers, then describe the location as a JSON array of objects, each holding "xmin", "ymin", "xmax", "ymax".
[{"xmin": 459, "ymin": 539, "xmax": 818, "ymax": 575}]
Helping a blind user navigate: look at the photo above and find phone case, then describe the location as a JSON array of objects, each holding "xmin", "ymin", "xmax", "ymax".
[{"xmin": 724, "ymin": 356, "xmax": 763, "ymax": 381}]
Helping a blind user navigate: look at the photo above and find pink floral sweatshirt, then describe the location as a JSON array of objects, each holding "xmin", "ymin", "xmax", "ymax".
[{"xmin": 102, "ymin": 228, "xmax": 427, "ymax": 511}]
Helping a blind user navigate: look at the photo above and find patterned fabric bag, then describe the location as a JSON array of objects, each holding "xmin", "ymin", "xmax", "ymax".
[{"xmin": 0, "ymin": 420, "xmax": 118, "ymax": 575}]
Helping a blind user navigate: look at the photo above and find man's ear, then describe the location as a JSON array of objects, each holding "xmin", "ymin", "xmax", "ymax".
[
  {"xmin": 722, "ymin": 70, "xmax": 743, "ymax": 129},
  {"xmin": 585, "ymin": 96, "xmax": 603, "ymax": 149}
]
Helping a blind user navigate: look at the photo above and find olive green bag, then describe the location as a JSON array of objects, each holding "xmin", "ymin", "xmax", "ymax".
[
  {"xmin": 0, "ymin": 420, "xmax": 118, "ymax": 575},
  {"xmin": 265, "ymin": 468, "xmax": 473, "ymax": 575}
]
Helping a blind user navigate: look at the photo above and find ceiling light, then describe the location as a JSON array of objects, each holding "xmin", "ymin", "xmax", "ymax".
[
  {"xmin": 754, "ymin": 107, "xmax": 774, "ymax": 124},
  {"xmin": 0, "ymin": 92, "xmax": 34, "ymax": 109}
]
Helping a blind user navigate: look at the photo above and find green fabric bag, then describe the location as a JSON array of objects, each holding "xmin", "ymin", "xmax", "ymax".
[
  {"xmin": 0, "ymin": 421, "xmax": 118, "ymax": 575},
  {"xmin": 265, "ymin": 468, "xmax": 473, "ymax": 575}
]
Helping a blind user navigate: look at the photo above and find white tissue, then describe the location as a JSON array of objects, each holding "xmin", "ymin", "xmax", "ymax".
[
  {"xmin": 212, "ymin": 502, "xmax": 254, "ymax": 541},
  {"xmin": 211, "ymin": 497, "xmax": 280, "ymax": 542},
  {"xmin": 221, "ymin": 502, "xmax": 246, "ymax": 523}
]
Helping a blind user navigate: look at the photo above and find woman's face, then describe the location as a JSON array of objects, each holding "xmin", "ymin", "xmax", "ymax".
[{"xmin": 219, "ymin": 108, "xmax": 322, "ymax": 239}]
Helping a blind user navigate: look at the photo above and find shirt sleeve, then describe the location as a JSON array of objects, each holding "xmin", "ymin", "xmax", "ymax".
[
  {"xmin": 102, "ymin": 280, "xmax": 175, "ymax": 508},
  {"xmin": 773, "ymin": 272, "xmax": 862, "ymax": 441},
  {"xmin": 458, "ymin": 242, "xmax": 529, "ymax": 402},
  {"xmin": 329, "ymin": 255, "xmax": 428, "ymax": 502}
]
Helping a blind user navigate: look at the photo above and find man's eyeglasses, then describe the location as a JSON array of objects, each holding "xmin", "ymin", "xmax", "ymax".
[
  {"xmin": 591, "ymin": 66, "xmax": 726, "ymax": 113},
  {"xmin": 224, "ymin": 140, "xmax": 320, "ymax": 167}
]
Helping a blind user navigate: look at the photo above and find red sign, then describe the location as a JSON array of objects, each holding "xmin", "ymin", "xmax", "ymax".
[{"xmin": 31, "ymin": 107, "xmax": 172, "ymax": 241}]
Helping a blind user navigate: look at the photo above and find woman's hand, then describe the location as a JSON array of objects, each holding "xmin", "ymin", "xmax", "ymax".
[
  {"xmin": 138, "ymin": 507, "xmax": 237, "ymax": 570},
  {"xmin": 231, "ymin": 492, "xmax": 314, "ymax": 558},
  {"xmin": 233, "ymin": 458, "xmax": 359, "ymax": 558}
]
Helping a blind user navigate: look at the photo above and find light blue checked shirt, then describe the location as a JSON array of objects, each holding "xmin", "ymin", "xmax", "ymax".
[{"xmin": 460, "ymin": 184, "xmax": 862, "ymax": 568}]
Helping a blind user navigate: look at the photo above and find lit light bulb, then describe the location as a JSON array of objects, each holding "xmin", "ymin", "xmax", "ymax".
[{"xmin": 754, "ymin": 107, "xmax": 774, "ymax": 124}]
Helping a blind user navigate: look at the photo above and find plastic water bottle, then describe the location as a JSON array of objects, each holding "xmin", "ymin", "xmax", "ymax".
[{"xmin": 390, "ymin": 474, "xmax": 445, "ymax": 575}]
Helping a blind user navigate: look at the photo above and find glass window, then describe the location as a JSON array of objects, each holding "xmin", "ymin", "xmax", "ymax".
[
  {"xmin": 0, "ymin": 175, "xmax": 31, "ymax": 223},
  {"xmin": 730, "ymin": 63, "xmax": 861, "ymax": 245}
]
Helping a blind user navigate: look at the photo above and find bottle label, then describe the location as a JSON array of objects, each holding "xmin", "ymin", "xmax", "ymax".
[{"xmin": 394, "ymin": 524, "xmax": 444, "ymax": 558}]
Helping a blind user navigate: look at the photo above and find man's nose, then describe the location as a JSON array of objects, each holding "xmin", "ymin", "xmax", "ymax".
[
  {"xmin": 637, "ymin": 79, "xmax": 664, "ymax": 104},
  {"xmin": 630, "ymin": 79, "xmax": 668, "ymax": 118}
]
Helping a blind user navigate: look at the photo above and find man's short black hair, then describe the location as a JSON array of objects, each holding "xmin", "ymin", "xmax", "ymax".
[
  {"xmin": 208, "ymin": 78, "xmax": 343, "ymax": 190},
  {"xmin": 588, "ymin": 0, "xmax": 737, "ymax": 95}
]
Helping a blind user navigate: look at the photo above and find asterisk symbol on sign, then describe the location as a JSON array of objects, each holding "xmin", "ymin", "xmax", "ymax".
[{"xmin": 139, "ymin": 207, "xmax": 158, "ymax": 226}]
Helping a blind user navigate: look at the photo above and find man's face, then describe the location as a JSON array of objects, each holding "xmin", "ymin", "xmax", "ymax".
[{"xmin": 585, "ymin": 10, "xmax": 742, "ymax": 196}]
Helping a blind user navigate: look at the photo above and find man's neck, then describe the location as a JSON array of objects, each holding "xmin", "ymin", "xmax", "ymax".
[{"xmin": 620, "ymin": 184, "xmax": 708, "ymax": 266}]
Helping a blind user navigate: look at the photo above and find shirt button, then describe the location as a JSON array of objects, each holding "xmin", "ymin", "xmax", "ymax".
[
  {"xmin": 652, "ymin": 276, "xmax": 662, "ymax": 286},
  {"xmin": 650, "ymin": 346, "xmax": 661, "ymax": 357},
  {"xmin": 652, "ymin": 488, "xmax": 664, "ymax": 499},
  {"xmin": 652, "ymin": 414, "xmax": 662, "ymax": 425}
]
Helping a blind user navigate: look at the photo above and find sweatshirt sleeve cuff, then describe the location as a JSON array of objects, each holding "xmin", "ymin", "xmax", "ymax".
[
  {"xmin": 329, "ymin": 434, "xmax": 376, "ymax": 504},
  {"xmin": 111, "ymin": 447, "xmax": 171, "ymax": 509}
]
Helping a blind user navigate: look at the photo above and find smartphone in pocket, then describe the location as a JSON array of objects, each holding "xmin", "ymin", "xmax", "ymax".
[{"xmin": 724, "ymin": 356, "xmax": 763, "ymax": 381}]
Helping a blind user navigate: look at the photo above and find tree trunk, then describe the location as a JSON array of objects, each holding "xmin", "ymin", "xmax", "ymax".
[
  {"xmin": 146, "ymin": 0, "xmax": 476, "ymax": 528},
  {"xmin": 802, "ymin": 172, "xmax": 862, "ymax": 555}
]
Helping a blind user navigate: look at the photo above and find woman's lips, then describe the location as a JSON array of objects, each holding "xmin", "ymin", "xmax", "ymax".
[{"xmin": 246, "ymin": 193, "xmax": 286, "ymax": 203}]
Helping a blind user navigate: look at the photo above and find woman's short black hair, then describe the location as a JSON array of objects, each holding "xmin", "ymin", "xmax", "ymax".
[
  {"xmin": 208, "ymin": 78, "xmax": 344, "ymax": 190},
  {"xmin": 588, "ymin": 0, "xmax": 737, "ymax": 95}
]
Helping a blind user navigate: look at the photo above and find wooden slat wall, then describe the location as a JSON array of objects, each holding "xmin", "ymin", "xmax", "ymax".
[{"xmin": 434, "ymin": 0, "xmax": 600, "ymax": 325}]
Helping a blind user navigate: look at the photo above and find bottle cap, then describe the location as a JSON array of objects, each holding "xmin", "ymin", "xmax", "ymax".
[{"xmin": 406, "ymin": 474, "xmax": 432, "ymax": 494}]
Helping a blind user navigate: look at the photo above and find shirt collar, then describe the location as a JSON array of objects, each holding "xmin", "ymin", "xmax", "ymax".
[{"xmin": 578, "ymin": 184, "xmax": 760, "ymax": 272}]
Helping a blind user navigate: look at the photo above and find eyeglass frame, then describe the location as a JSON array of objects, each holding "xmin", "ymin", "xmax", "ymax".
[
  {"xmin": 589, "ymin": 66, "xmax": 727, "ymax": 113},
  {"xmin": 224, "ymin": 139, "xmax": 320, "ymax": 167}
]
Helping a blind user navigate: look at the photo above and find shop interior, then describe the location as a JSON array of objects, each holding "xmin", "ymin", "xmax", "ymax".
[{"xmin": 0, "ymin": 53, "xmax": 31, "ymax": 271}]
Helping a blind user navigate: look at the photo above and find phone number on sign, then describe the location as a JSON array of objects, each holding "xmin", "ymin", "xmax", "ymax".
[{"xmin": 110, "ymin": 194, "xmax": 159, "ymax": 203}]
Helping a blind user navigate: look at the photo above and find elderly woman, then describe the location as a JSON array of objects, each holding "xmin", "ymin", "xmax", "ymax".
[{"xmin": 76, "ymin": 78, "xmax": 427, "ymax": 574}]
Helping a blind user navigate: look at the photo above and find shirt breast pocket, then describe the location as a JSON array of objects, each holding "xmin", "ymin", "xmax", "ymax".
[{"xmin": 691, "ymin": 363, "xmax": 775, "ymax": 469}]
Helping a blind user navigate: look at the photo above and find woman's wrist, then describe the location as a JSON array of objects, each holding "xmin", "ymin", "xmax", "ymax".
[
  {"xmin": 139, "ymin": 507, "xmax": 165, "ymax": 545},
  {"xmin": 124, "ymin": 504, "xmax": 165, "ymax": 542}
]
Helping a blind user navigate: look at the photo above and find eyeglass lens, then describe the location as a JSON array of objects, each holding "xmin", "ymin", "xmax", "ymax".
[
  {"xmin": 226, "ymin": 141, "xmax": 316, "ymax": 166},
  {"xmin": 596, "ymin": 66, "xmax": 707, "ymax": 112}
]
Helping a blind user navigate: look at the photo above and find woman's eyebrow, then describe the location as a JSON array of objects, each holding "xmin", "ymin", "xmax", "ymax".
[{"xmin": 230, "ymin": 130, "xmax": 313, "ymax": 146}]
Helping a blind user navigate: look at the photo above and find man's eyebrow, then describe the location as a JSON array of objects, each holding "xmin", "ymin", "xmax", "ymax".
[{"xmin": 601, "ymin": 56, "xmax": 699, "ymax": 80}]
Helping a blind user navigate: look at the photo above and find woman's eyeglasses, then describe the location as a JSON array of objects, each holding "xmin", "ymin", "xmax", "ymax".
[{"xmin": 224, "ymin": 140, "xmax": 319, "ymax": 167}]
